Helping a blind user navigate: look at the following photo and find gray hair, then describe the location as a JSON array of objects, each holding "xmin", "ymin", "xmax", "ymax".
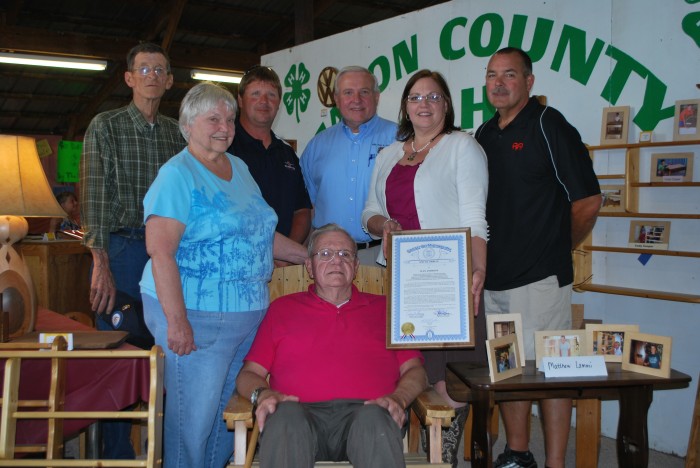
[
  {"xmin": 179, "ymin": 82, "xmax": 237, "ymax": 141},
  {"xmin": 307, "ymin": 223, "xmax": 357, "ymax": 257},
  {"xmin": 333, "ymin": 66, "xmax": 380, "ymax": 95}
]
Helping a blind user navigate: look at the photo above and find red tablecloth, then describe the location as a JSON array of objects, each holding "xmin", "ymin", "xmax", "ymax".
[{"xmin": 1, "ymin": 308, "xmax": 151, "ymax": 445}]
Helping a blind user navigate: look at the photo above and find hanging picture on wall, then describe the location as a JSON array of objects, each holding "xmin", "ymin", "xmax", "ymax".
[
  {"xmin": 486, "ymin": 313, "xmax": 526, "ymax": 367},
  {"xmin": 599, "ymin": 185, "xmax": 626, "ymax": 212},
  {"xmin": 585, "ymin": 323, "xmax": 639, "ymax": 363},
  {"xmin": 650, "ymin": 152, "xmax": 694, "ymax": 182},
  {"xmin": 600, "ymin": 106, "xmax": 630, "ymax": 145},
  {"xmin": 673, "ymin": 99, "xmax": 699, "ymax": 141},
  {"xmin": 622, "ymin": 332, "xmax": 672, "ymax": 378},
  {"xmin": 628, "ymin": 220, "xmax": 671, "ymax": 250}
]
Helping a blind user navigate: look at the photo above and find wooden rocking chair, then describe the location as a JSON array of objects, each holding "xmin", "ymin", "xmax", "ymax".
[{"xmin": 224, "ymin": 264, "xmax": 455, "ymax": 467}]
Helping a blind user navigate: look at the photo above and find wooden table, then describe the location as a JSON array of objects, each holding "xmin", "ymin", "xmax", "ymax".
[
  {"xmin": 17, "ymin": 240, "xmax": 92, "ymax": 317},
  {"xmin": 446, "ymin": 361, "xmax": 691, "ymax": 468}
]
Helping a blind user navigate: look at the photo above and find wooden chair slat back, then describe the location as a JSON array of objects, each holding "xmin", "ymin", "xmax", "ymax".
[{"xmin": 269, "ymin": 265, "xmax": 386, "ymax": 301}]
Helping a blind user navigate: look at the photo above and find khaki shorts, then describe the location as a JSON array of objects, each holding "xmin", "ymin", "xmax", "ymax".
[{"xmin": 485, "ymin": 275, "xmax": 572, "ymax": 360}]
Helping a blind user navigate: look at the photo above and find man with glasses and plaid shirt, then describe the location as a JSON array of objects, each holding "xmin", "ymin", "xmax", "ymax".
[
  {"xmin": 79, "ymin": 42, "xmax": 185, "ymax": 459},
  {"xmin": 236, "ymin": 223, "xmax": 427, "ymax": 467}
]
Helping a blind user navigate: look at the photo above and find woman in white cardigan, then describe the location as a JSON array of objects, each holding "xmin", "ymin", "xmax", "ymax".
[{"xmin": 361, "ymin": 69, "xmax": 488, "ymax": 467}]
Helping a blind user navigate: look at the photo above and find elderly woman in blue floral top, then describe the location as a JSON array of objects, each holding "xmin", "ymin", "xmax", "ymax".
[{"xmin": 139, "ymin": 82, "xmax": 306, "ymax": 468}]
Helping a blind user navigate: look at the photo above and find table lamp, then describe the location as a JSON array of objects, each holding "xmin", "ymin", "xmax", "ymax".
[{"xmin": 0, "ymin": 135, "xmax": 67, "ymax": 338}]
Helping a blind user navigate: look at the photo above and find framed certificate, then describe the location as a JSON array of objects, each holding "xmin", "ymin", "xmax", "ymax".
[{"xmin": 386, "ymin": 228, "xmax": 474, "ymax": 349}]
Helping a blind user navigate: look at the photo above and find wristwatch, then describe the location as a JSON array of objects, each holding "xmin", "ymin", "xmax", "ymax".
[{"xmin": 250, "ymin": 386, "xmax": 268, "ymax": 408}]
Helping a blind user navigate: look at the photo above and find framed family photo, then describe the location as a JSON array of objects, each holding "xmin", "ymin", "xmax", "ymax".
[
  {"xmin": 600, "ymin": 106, "xmax": 630, "ymax": 145},
  {"xmin": 650, "ymin": 153, "xmax": 694, "ymax": 183},
  {"xmin": 599, "ymin": 184, "xmax": 626, "ymax": 212},
  {"xmin": 534, "ymin": 330, "xmax": 587, "ymax": 369},
  {"xmin": 486, "ymin": 313, "xmax": 526, "ymax": 366},
  {"xmin": 628, "ymin": 220, "xmax": 671, "ymax": 250},
  {"xmin": 673, "ymin": 99, "xmax": 699, "ymax": 141},
  {"xmin": 622, "ymin": 332, "xmax": 672, "ymax": 378},
  {"xmin": 585, "ymin": 323, "xmax": 639, "ymax": 363},
  {"xmin": 486, "ymin": 334, "xmax": 522, "ymax": 382}
]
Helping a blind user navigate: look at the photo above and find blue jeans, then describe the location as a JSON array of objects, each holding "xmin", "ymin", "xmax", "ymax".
[
  {"xmin": 143, "ymin": 293, "xmax": 265, "ymax": 468},
  {"xmin": 92, "ymin": 233, "xmax": 149, "ymax": 459}
]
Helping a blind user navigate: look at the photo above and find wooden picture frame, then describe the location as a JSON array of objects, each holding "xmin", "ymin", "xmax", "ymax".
[
  {"xmin": 639, "ymin": 130, "xmax": 653, "ymax": 143},
  {"xmin": 585, "ymin": 323, "xmax": 639, "ymax": 363},
  {"xmin": 486, "ymin": 313, "xmax": 525, "ymax": 366},
  {"xmin": 600, "ymin": 106, "xmax": 630, "ymax": 145},
  {"xmin": 486, "ymin": 333, "xmax": 522, "ymax": 382},
  {"xmin": 673, "ymin": 99, "xmax": 699, "ymax": 141},
  {"xmin": 534, "ymin": 329, "xmax": 587, "ymax": 369},
  {"xmin": 622, "ymin": 332, "xmax": 672, "ymax": 378},
  {"xmin": 386, "ymin": 228, "xmax": 474, "ymax": 349},
  {"xmin": 628, "ymin": 220, "xmax": 671, "ymax": 250},
  {"xmin": 650, "ymin": 152, "xmax": 694, "ymax": 183},
  {"xmin": 599, "ymin": 184, "xmax": 625, "ymax": 212}
]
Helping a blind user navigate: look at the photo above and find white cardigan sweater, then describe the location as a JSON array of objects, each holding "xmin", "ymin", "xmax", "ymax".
[{"xmin": 362, "ymin": 131, "xmax": 489, "ymax": 245}]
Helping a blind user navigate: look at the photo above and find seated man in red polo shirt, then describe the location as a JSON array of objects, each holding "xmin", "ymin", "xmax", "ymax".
[{"xmin": 236, "ymin": 223, "xmax": 427, "ymax": 468}]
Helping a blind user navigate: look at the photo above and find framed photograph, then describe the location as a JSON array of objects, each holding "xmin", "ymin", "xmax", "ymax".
[
  {"xmin": 650, "ymin": 152, "xmax": 694, "ymax": 183},
  {"xmin": 628, "ymin": 220, "xmax": 671, "ymax": 250},
  {"xmin": 639, "ymin": 130, "xmax": 653, "ymax": 143},
  {"xmin": 486, "ymin": 313, "xmax": 525, "ymax": 366},
  {"xmin": 600, "ymin": 106, "xmax": 630, "ymax": 145},
  {"xmin": 534, "ymin": 329, "xmax": 587, "ymax": 369},
  {"xmin": 599, "ymin": 184, "xmax": 625, "ymax": 212},
  {"xmin": 386, "ymin": 228, "xmax": 474, "ymax": 349},
  {"xmin": 622, "ymin": 332, "xmax": 672, "ymax": 378},
  {"xmin": 673, "ymin": 99, "xmax": 699, "ymax": 141},
  {"xmin": 585, "ymin": 324, "xmax": 640, "ymax": 363},
  {"xmin": 486, "ymin": 334, "xmax": 523, "ymax": 382}
]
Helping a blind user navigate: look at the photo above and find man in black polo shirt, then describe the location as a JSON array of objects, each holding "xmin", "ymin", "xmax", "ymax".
[
  {"xmin": 475, "ymin": 47, "xmax": 601, "ymax": 468},
  {"xmin": 228, "ymin": 66, "xmax": 311, "ymax": 258}
]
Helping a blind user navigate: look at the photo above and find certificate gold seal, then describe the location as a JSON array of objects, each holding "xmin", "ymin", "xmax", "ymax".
[{"xmin": 401, "ymin": 322, "xmax": 416, "ymax": 339}]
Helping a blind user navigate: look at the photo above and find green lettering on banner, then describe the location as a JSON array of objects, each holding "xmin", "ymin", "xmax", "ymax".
[
  {"xmin": 508, "ymin": 15, "xmax": 553, "ymax": 62},
  {"xmin": 369, "ymin": 56, "xmax": 391, "ymax": 91},
  {"xmin": 682, "ymin": 11, "xmax": 700, "ymax": 47},
  {"xmin": 469, "ymin": 13, "xmax": 504, "ymax": 57},
  {"xmin": 393, "ymin": 35, "xmax": 419, "ymax": 81},
  {"xmin": 440, "ymin": 17, "xmax": 468, "ymax": 60},
  {"xmin": 601, "ymin": 46, "xmax": 673, "ymax": 130},
  {"xmin": 460, "ymin": 87, "xmax": 494, "ymax": 130},
  {"xmin": 551, "ymin": 25, "xmax": 605, "ymax": 85}
]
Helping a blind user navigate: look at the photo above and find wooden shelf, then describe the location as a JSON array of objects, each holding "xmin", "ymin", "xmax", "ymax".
[
  {"xmin": 631, "ymin": 182, "xmax": 700, "ymax": 187},
  {"xmin": 598, "ymin": 212, "xmax": 700, "ymax": 219},
  {"xmin": 583, "ymin": 245, "xmax": 700, "ymax": 257},
  {"xmin": 587, "ymin": 139, "xmax": 700, "ymax": 151},
  {"xmin": 574, "ymin": 283, "xmax": 700, "ymax": 304},
  {"xmin": 598, "ymin": 174, "xmax": 625, "ymax": 179}
]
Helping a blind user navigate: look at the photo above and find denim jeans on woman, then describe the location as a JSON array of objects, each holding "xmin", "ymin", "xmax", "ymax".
[{"xmin": 142, "ymin": 293, "xmax": 265, "ymax": 468}]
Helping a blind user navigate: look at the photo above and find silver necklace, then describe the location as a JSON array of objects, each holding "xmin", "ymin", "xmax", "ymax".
[{"xmin": 407, "ymin": 134, "xmax": 440, "ymax": 161}]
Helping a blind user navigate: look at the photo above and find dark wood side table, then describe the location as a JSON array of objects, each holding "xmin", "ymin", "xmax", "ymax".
[
  {"xmin": 446, "ymin": 361, "xmax": 691, "ymax": 468},
  {"xmin": 16, "ymin": 240, "xmax": 92, "ymax": 318}
]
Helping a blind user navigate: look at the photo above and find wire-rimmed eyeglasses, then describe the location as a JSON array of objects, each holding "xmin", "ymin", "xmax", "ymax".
[
  {"xmin": 406, "ymin": 93, "xmax": 443, "ymax": 104},
  {"xmin": 312, "ymin": 248, "xmax": 357, "ymax": 263},
  {"xmin": 132, "ymin": 66, "xmax": 169, "ymax": 77}
]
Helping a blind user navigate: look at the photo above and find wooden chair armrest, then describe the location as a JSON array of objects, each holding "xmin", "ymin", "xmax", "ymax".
[
  {"xmin": 223, "ymin": 393, "xmax": 254, "ymax": 430},
  {"xmin": 410, "ymin": 388, "xmax": 455, "ymax": 427}
]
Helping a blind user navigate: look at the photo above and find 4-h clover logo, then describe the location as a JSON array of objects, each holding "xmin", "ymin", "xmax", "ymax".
[{"xmin": 283, "ymin": 63, "xmax": 311, "ymax": 123}]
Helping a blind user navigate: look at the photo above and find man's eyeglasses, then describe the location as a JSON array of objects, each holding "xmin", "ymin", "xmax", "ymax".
[
  {"xmin": 132, "ymin": 66, "xmax": 169, "ymax": 77},
  {"xmin": 313, "ymin": 248, "xmax": 357, "ymax": 263},
  {"xmin": 406, "ymin": 93, "xmax": 443, "ymax": 104}
]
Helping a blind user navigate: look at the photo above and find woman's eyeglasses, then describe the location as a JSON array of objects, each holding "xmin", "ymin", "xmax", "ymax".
[{"xmin": 406, "ymin": 93, "xmax": 443, "ymax": 104}]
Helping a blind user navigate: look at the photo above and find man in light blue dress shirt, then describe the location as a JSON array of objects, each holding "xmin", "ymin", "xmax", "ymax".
[{"xmin": 301, "ymin": 66, "xmax": 397, "ymax": 265}]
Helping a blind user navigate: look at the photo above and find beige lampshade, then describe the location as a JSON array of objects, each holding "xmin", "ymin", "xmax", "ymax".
[{"xmin": 0, "ymin": 135, "xmax": 66, "ymax": 217}]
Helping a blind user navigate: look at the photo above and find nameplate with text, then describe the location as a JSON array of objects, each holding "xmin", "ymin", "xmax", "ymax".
[{"xmin": 542, "ymin": 356, "xmax": 607, "ymax": 378}]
